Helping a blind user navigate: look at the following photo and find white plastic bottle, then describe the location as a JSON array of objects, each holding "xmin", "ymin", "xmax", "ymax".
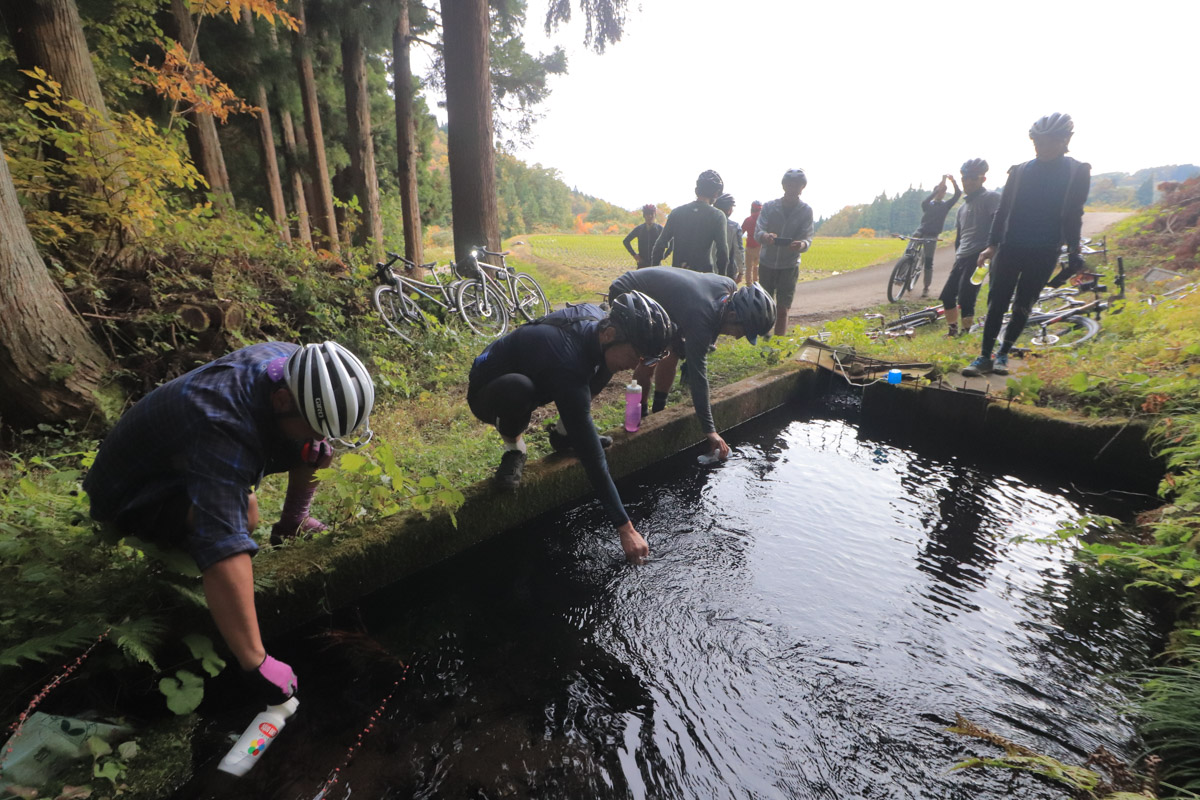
[
  {"xmin": 624, "ymin": 380, "xmax": 642, "ymax": 432},
  {"xmin": 217, "ymin": 696, "xmax": 299, "ymax": 777}
]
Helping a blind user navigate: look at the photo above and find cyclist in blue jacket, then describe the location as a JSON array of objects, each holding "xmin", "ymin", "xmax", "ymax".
[{"xmin": 467, "ymin": 292, "xmax": 674, "ymax": 561}]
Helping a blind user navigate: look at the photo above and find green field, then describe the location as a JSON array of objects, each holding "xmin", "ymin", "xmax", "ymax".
[{"xmin": 517, "ymin": 233, "xmax": 907, "ymax": 291}]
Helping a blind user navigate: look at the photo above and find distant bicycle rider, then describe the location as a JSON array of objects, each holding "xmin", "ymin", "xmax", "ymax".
[
  {"xmin": 651, "ymin": 169, "xmax": 730, "ymax": 273},
  {"xmin": 623, "ymin": 203, "xmax": 670, "ymax": 268},
  {"xmin": 911, "ymin": 173, "xmax": 962, "ymax": 297},
  {"xmin": 609, "ymin": 268, "xmax": 776, "ymax": 460},
  {"xmin": 467, "ymin": 293, "xmax": 675, "ymax": 561}
]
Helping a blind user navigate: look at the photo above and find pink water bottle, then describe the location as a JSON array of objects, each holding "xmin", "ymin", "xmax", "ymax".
[{"xmin": 624, "ymin": 380, "xmax": 642, "ymax": 432}]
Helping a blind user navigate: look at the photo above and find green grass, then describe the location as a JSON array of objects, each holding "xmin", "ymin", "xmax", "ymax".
[{"xmin": 518, "ymin": 233, "xmax": 908, "ymax": 293}]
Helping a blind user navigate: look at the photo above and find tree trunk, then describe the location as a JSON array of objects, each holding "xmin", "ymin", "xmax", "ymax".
[
  {"xmin": 441, "ymin": 0, "xmax": 500, "ymax": 262},
  {"xmin": 0, "ymin": 139, "xmax": 118, "ymax": 428},
  {"xmin": 341, "ymin": 25, "xmax": 383, "ymax": 262},
  {"xmin": 242, "ymin": 9, "xmax": 290, "ymax": 241},
  {"xmin": 393, "ymin": 0, "xmax": 423, "ymax": 267},
  {"xmin": 8, "ymin": 0, "xmax": 128, "ymax": 198},
  {"xmin": 169, "ymin": 0, "xmax": 232, "ymax": 207},
  {"xmin": 280, "ymin": 109, "xmax": 312, "ymax": 246},
  {"xmin": 292, "ymin": 0, "xmax": 339, "ymax": 253}
]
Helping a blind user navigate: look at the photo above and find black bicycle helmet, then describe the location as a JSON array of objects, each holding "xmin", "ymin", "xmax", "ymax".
[
  {"xmin": 284, "ymin": 341, "xmax": 375, "ymax": 449},
  {"xmin": 782, "ymin": 168, "xmax": 808, "ymax": 188},
  {"xmin": 960, "ymin": 158, "xmax": 988, "ymax": 177},
  {"xmin": 641, "ymin": 203, "xmax": 657, "ymax": 214},
  {"xmin": 609, "ymin": 290, "xmax": 675, "ymax": 362},
  {"xmin": 1029, "ymin": 112, "xmax": 1073, "ymax": 138},
  {"xmin": 728, "ymin": 283, "xmax": 776, "ymax": 345},
  {"xmin": 751, "ymin": 200, "xmax": 762, "ymax": 211},
  {"xmin": 695, "ymin": 169, "xmax": 724, "ymax": 198},
  {"xmin": 714, "ymin": 193, "xmax": 736, "ymax": 212}
]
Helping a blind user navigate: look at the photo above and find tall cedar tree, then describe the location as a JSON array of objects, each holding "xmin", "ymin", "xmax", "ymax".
[{"xmin": 0, "ymin": 138, "xmax": 117, "ymax": 428}]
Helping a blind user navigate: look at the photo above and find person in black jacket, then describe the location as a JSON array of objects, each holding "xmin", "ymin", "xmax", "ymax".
[
  {"xmin": 912, "ymin": 175, "xmax": 962, "ymax": 296},
  {"xmin": 963, "ymin": 113, "xmax": 1091, "ymax": 377},
  {"xmin": 467, "ymin": 293, "xmax": 674, "ymax": 561}
]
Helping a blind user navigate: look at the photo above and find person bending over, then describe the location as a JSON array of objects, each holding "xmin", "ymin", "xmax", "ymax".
[
  {"xmin": 609, "ymin": 268, "xmax": 776, "ymax": 459},
  {"xmin": 85, "ymin": 341, "xmax": 375, "ymax": 706},
  {"xmin": 467, "ymin": 292, "xmax": 674, "ymax": 561}
]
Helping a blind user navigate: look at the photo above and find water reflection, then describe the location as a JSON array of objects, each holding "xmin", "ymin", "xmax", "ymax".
[{"xmin": 181, "ymin": 408, "xmax": 1163, "ymax": 800}]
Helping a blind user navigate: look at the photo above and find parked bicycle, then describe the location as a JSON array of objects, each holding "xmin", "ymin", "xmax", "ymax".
[
  {"xmin": 459, "ymin": 244, "xmax": 550, "ymax": 324},
  {"xmin": 974, "ymin": 258, "xmax": 1126, "ymax": 350},
  {"xmin": 371, "ymin": 251, "xmax": 508, "ymax": 343},
  {"xmin": 887, "ymin": 235, "xmax": 941, "ymax": 302},
  {"xmin": 865, "ymin": 303, "xmax": 945, "ymax": 340}
]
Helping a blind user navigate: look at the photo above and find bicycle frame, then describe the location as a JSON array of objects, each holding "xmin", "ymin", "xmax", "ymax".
[{"xmin": 376, "ymin": 255, "xmax": 459, "ymax": 313}]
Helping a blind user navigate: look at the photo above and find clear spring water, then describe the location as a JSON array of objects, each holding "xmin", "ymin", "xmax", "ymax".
[{"xmin": 196, "ymin": 400, "xmax": 1163, "ymax": 800}]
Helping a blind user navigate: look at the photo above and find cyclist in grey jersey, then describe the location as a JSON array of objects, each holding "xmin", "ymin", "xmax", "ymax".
[{"xmin": 608, "ymin": 268, "xmax": 775, "ymax": 460}]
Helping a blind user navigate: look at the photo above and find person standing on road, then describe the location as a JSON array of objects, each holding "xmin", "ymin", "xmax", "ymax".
[
  {"xmin": 84, "ymin": 342, "xmax": 376, "ymax": 708},
  {"xmin": 939, "ymin": 159, "xmax": 1001, "ymax": 336},
  {"xmin": 623, "ymin": 203, "xmax": 669, "ymax": 268},
  {"xmin": 608, "ymin": 269, "xmax": 776, "ymax": 459},
  {"xmin": 741, "ymin": 200, "xmax": 763, "ymax": 287},
  {"xmin": 963, "ymin": 113, "xmax": 1091, "ymax": 377},
  {"xmin": 755, "ymin": 168, "xmax": 815, "ymax": 337},
  {"xmin": 466, "ymin": 293, "xmax": 674, "ymax": 562},
  {"xmin": 651, "ymin": 170, "xmax": 730, "ymax": 273},
  {"xmin": 912, "ymin": 174, "xmax": 962, "ymax": 297},
  {"xmin": 714, "ymin": 193, "xmax": 744, "ymax": 282}
]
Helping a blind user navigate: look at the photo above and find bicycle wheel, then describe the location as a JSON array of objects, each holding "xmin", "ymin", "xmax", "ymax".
[
  {"xmin": 512, "ymin": 273, "xmax": 550, "ymax": 322},
  {"xmin": 1034, "ymin": 288, "xmax": 1080, "ymax": 315},
  {"xmin": 1014, "ymin": 314, "xmax": 1100, "ymax": 349},
  {"xmin": 887, "ymin": 255, "xmax": 916, "ymax": 302},
  {"xmin": 373, "ymin": 284, "xmax": 424, "ymax": 343},
  {"xmin": 456, "ymin": 279, "xmax": 510, "ymax": 338},
  {"xmin": 907, "ymin": 248, "xmax": 925, "ymax": 292}
]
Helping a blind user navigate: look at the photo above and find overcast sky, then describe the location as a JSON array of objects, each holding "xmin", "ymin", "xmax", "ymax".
[{"xmin": 422, "ymin": 0, "xmax": 1199, "ymax": 219}]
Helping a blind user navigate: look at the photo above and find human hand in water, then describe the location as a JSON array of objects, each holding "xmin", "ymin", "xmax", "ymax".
[
  {"xmin": 706, "ymin": 432, "xmax": 730, "ymax": 460},
  {"xmin": 618, "ymin": 521, "xmax": 648, "ymax": 563}
]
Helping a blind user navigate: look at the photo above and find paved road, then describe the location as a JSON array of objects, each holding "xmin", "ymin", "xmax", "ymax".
[{"xmin": 788, "ymin": 212, "xmax": 1131, "ymax": 327}]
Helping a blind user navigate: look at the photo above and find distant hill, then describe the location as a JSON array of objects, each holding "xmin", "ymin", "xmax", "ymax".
[{"xmin": 1088, "ymin": 164, "xmax": 1200, "ymax": 208}]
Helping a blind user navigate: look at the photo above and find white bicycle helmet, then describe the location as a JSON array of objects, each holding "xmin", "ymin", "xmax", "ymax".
[{"xmin": 284, "ymin": 341, "xmax": 375, "ymax": 449}]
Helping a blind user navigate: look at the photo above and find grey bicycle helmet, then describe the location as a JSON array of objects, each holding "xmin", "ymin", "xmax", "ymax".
[
  {"xmin": 696, "ymin": 169, "xmax": 724, "ymax": 198},
  {"xmin": 284, "ymin": 341, "xmax": 375, "ymax": 449},
  {"xmin": 960, "ymin": 158, "xmax": 988, "ymax": 177},
  {"xmin": 782, "ymin": 168, "xmax": 808, "ymax": 188},
  {"xmin": 609, "ymin": 290, "xmax": 676, "ymax": 362},
  {"xmin": 729, "ymin": 283, "xmax": 776, "ymax": 345},
  {"xmin": 1029, "ymin": 112, "xmax": 1073, "ymax": 138},
  {"xmin": 714, "ymin": 193, "xmax": 736, "ymax": 212}
]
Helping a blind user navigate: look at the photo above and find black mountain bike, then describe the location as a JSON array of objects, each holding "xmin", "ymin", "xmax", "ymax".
[{"xmin": 887, "ymin": 235, "xmax": 940, "ymax": 302}]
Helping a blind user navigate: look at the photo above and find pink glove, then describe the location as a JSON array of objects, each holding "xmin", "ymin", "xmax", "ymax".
[
  {"xmin": 300, "ymin": 438, "xmax": 334, "ymax": 469},
  {"xmin": 250, "ymin": 654, "xmax": 298, "ymax": 704}
]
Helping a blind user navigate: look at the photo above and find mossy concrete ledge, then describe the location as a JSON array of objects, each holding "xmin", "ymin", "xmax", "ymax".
[
  {"xmin": 858, "ymin": 381, "xmax": 1163, "ymax": 492},
  {"xmin": 253, "ymin": 362, "xmax": 821, "ymax": 638}
]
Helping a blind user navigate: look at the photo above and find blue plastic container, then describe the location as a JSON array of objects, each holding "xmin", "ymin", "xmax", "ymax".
[{"xmin": 886, "ymin": 369, "xmax": 903, "ymax": 384}]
